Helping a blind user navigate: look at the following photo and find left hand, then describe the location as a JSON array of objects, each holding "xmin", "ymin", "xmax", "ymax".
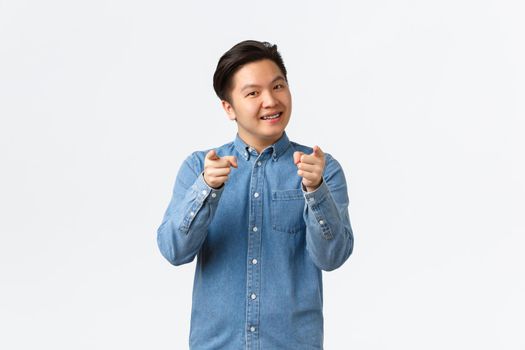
[{"xmin": 293, "ymin": 145, "xmax": 326, "ymax": 192}]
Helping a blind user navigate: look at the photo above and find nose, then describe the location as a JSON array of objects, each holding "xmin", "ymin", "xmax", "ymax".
[{"xmin": 261, "ymin": 90, "xmax": 278, "ymax": 108}]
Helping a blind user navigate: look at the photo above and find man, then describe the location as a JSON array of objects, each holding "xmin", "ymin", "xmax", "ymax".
[{"xmin": 157, "ymin": 40, "xmax": 354, "ymax": 349}]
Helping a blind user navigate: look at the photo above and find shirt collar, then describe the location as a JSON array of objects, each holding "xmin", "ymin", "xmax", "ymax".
[{"xmin": 234, "ymin": 132, "xmax": 291, "ymax": 162}]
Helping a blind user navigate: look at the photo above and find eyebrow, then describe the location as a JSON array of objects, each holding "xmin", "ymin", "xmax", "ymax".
[{"xmin": 240, "ymin": 76, "xmax": 286, "ymax": 92}]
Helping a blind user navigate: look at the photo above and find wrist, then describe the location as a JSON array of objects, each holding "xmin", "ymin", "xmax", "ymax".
[
  {"xmin": 202, "ymin": 173, "xmax": 223, "ymax": 190},
  {"xmin": 303, "ymin": 180, "xmax": 322, "ymax": 193},
  {"xmin": 305, "ymin": 186, "xmax": 319, "ymax": 192}
]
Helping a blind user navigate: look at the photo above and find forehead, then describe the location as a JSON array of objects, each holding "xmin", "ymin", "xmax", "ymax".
[{"xmin": 231, "ymin": 59, "xmax": 285, "ymax": 91}]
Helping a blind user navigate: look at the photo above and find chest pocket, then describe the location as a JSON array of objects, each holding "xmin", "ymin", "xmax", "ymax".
[{"xmin": 271, "ymin": 189, "xmax": 306, "ymax": 233}]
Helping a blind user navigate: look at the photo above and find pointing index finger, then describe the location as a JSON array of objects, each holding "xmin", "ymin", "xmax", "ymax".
[
  {"xmin": 206, "ymin": 149, "xmax": 219, "ymax": 161},
  {"xmin": 312, "ymin": 145, "xmax": 324, "ymax": 158}
]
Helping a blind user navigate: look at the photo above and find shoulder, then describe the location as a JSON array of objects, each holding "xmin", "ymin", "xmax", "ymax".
[{"xmin": 289, "ymin": 140, "xmax": 313, "ymax": 155}]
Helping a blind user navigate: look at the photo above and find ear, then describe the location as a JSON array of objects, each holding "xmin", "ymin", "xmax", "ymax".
[{"xmin": 221, "ymin": 100, "xmax": 236, "ymax": 121}]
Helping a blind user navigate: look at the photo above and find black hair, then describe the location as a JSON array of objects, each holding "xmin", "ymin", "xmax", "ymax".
[{"xmin": 213, "ymin": 40, "xmax": 288, "ymax": 104}]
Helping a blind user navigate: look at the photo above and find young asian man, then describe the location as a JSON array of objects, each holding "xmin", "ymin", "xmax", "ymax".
[{"xmin": 157, "ymin": 40, "xmax": 354, "ymax": 350}]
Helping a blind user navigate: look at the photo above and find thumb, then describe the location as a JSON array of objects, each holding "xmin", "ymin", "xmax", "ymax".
[
  {"xmin": 224, "ymin": 156, "xmax": 238, "ymax": 168},
  {"xmin": 206, "ymin": 149, "xmax": 219, "ymax": 161},
  {"xmin": 293, "ymin": 151, "xmax": 304, "ymax": 165}
]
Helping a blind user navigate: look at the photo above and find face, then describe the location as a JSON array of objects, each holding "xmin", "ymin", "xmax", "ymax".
[{"xmin": 221, "ymin": 59, "xmax": 292, "ymax": 152}]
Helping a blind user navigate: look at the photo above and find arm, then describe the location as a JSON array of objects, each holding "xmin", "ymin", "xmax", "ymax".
[
  {"xmin": 156, "ymin": 153, "xmax": 224, "ymax": 266},
  {"xmin": 302, "ymin": 154, "xmax": 354, "ymax": 271}
]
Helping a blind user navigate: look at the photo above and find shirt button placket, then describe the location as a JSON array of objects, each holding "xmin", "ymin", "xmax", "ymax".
[{"xmin": 246, "ymin": 156, "xmax": 263, "ymax": 348}]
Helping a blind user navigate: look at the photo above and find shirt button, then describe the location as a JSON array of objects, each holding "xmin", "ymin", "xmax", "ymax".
[
  {"xmin": 251, "ymin": 258, "xmax": 258, "ymax": 264},
  {"xmin": 190, "ymin": 211, "xmax": 195, "ymax": 217},
  {"xmin": 319, "ymin": 220, "xmax": 324, "ymax": 225},
  {"xmin": 250, "ymin": 293, "xmax": 257, "ymax": 300},
  {"xmin": 211, "ymin": 193, "xmax": 217, "ymax": 198},
  {"xmin": 201, "ymin": 190, "xmax": 207, "ymax": 195},
  {"xmin": 253, "ymin": 192, "xmax": 259, "ymax": 198},
  {"xmin": 252, "ymin": 227, "xmax": 258, "ymax": 232},
  {"xmin": 257, "ymin": 161, "xmax": 262, "ymax": 166},
  {"xmin": 250, "ymin": 326, "xmax": 256, "ymax": 332}
]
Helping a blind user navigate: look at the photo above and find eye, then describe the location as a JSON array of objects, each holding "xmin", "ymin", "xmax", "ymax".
[
  {"xmin": 246, "ymin": 91, "xmax": 259, "ymax": 97},
  {"xmin": 274, "ymin": 83, "xmax": 285, "ymax": 90}
]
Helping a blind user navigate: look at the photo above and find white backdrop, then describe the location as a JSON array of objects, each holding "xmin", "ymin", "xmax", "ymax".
[{"xmin": 1, "ymin": 1, "xmax": 524, "ymax": 349}]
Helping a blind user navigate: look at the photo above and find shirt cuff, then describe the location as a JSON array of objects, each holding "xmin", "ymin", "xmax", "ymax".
[
  {"xmin": 302, "ymin": 178, "xmax": 333, "ymax": 239},
  {"xmin": 302, "ymin": 178, "xmax": 329, "ymax": 202}
]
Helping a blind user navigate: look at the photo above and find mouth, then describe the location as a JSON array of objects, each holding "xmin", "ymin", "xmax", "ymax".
[{"xmin": 260, "ymin": 112, "xmax": 282, "ymax": 121}]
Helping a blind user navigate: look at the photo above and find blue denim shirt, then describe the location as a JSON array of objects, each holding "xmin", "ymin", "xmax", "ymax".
[{"xmin": 157, "ymin": 132, "xmax": 354, "ymax": 349}]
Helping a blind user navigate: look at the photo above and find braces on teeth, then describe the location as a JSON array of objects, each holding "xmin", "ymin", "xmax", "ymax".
[{"xmin": 262, "ymin": 113, "xmax": 280, "ymax": 120}]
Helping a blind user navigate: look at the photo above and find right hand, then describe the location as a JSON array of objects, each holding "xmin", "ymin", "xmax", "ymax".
[{"xmin": 203, "ymin": 149, "xmax": 238, "ymax": 189}]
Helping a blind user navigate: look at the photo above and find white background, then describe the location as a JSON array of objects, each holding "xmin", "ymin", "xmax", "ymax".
[{"xmin": 1, "ymin": 0, "xmax": 524, "ymax": 349}]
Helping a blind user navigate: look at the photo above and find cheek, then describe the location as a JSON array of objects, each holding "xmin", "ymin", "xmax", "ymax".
[
  {"xmin": 280, "ymin": 93, "xmax": 292, "ymax": 108},
  {"xmin": 243, "ymin": 103, "xmax": 260, "ymax": 118}
]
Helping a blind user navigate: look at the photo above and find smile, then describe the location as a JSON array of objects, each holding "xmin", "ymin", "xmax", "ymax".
[{"xmin": 260, "ymin": 112, "xmax": 282, "ymax": 120}]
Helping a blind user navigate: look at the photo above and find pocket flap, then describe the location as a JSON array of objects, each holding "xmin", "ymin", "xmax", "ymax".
[{"xmin": 272, "ymin": 189, "xmax": 304, "ymax": 201}]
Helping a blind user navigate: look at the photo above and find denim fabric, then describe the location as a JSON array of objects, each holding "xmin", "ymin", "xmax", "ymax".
[{"xmin": 157, "ymin": 132, "xmax": 354, "ymax": 350}]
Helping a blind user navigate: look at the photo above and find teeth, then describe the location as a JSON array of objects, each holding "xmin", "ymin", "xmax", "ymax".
[{"xmin": 262, "ymin": 113, "xmax": 281, "ymax": 120}]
